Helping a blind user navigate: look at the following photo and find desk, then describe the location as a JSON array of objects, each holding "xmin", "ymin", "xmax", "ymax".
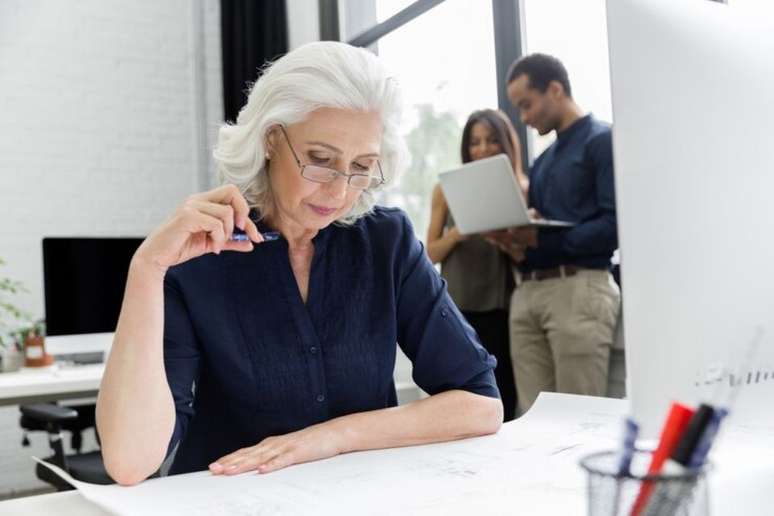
[
  {"xmin": 0, "ymin": 364, "xmax": 103, "ymax": 407},
  {"xmin": 0, "ymin": 393, "xmax": 770, "ymax": 516},
  {"xmin": 0, "ymin": 490, "xmax": 106, "ymax": 516}
]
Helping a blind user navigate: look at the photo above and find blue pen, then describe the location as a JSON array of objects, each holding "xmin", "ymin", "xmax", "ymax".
[
  {"xmin": 616, "ymin": 418, "xmax": 639, "ymax": 476},
  {"xmin": 230, "ymin": 230, "xmax": 281, "ymax": 242},
  {"xmin": 610, "ymin": 418, "xmax": 639, "ymax": 516}
]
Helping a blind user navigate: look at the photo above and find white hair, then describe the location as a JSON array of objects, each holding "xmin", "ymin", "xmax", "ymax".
[{"xmin": 213, "ymin": 41, "xmax": 408, "ymax": 225}]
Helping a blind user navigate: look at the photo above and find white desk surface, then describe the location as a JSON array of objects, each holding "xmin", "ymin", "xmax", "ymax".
[
  {"xmin": 0, "ymin": 490, "xmax": 107, "ymax": 516},
  {"xmin": 0, "ymin": 363, "xmax": 103, "ymax": 406},
  {"xmin": 1, "ymin": 393, "xmax": 771, "ymax": 516}
]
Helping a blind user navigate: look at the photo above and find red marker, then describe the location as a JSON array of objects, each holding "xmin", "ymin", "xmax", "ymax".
[{"xmin": 630, "ymin": 402, "xmax": 695, "ymax": 516}]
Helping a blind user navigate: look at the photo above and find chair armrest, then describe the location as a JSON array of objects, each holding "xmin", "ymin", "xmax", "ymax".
[{"xmin": 20, "ymin": 404, "xmax": 78, "ymax": 423}]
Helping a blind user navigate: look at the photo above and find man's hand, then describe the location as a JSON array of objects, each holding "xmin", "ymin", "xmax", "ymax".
[
  {"xmin": 483, "ymin": 226, "xmax": 538, "ymax": 263},
  {"xmin": 508, "ymin": 226, "xmax": 538, "ymax": 248}
]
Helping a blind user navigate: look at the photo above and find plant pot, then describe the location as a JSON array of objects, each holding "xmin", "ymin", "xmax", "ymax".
[
  {"xmin": 0, "ymin": 344, "xmax": 24, "ymax": 373},
  {"xmin": 24, "ymin": 335, "xmax": 54, "ymax": 367}
]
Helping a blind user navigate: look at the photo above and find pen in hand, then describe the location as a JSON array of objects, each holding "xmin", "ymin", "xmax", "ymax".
[{"xmin": 230, "ymin": 230, "xmax": 281, "ymax": 242}]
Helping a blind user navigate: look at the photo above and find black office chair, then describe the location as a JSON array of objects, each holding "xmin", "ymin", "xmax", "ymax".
[{"xmin": 19, "ymin": 403, "xmax": 114, "ymax": 490}]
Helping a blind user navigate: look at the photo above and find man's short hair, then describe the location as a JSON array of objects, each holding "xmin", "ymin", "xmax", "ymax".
[{"xmin": 506, "ymin": 53, "xmax": 572, "ymax": 98}]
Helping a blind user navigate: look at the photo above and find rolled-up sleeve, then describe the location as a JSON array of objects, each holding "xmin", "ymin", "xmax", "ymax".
[
  {"xmin": 394, "ymin": 213, "xmax": 500, "ymax": 399},
  {"xmin": 163, "ymin": 270, "xmax": 201, "ymax": 457}
]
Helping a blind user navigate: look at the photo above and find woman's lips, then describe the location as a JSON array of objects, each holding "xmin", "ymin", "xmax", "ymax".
[{"xmin": 308, "ymin": 204, "xmax": 337, "ymax": 216}]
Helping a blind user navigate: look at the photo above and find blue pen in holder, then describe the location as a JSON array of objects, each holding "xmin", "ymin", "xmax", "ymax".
[{"xmin": 579, "ymin": 449, "xmax": 710, "ymax": 516}]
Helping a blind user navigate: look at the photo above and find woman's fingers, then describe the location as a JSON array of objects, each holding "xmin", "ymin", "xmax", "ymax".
[
  {"xmin": 208, "ymin": 425, "xmax": 342, "ymax": 477},
  {"xmin": 188, "ymin": 200, "xmax": 256, "ymax": 252},
  {"xmin": 191, "ymin": 201, "xmax": 235, "ymax": 240},
  {"xmin": 137, "ymin": 185, "xmax": 259, "ymax": 270},
  {"xmin": 195, "ymin": 186, "xmax": 263, "ymax": 245},
  {"xmin": 209, "ymin": 443, "xmax": 285, "ymax": 475},
  {"xmin": 186, "ymin": 210, "xmax": 227, "ymax": 254},
  {"xmin": 186, "ymin": 197, "xmax": 261, "ymax": 253},
  {"xmin": 242, "ymin": 217, "xmax": 263, "ymax": 243},
  {"xmin": 200, "ymin": 184, "xmax": 251, "ymax": 230}
]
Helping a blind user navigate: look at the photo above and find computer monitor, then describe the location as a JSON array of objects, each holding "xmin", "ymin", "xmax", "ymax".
[
  {"xmin": 42, "ymin": 237, "xmax": 143, "ymax": 361},
  {"xmin": 608, "ymin": 0, "xmax": 774, "ymax": 437}
]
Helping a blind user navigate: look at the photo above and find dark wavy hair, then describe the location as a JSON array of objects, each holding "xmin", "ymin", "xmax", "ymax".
[{"xmin": 460, "ymin": 109, "xmax": 520, "ymax": 167}]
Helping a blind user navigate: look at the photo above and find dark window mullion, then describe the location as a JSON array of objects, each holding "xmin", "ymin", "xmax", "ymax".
[{"xmin": 492, "ymin": 0, "xmax": 530, "ymax": 167}]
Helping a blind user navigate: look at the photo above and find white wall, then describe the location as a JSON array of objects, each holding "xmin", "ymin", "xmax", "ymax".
[
  {"xmin": 0, "ymin": 0, "xmax": 223, "ymax": 497},
  {"xmin": 286, "ymin": 0, "xmax": 320, "ymax": 49}
]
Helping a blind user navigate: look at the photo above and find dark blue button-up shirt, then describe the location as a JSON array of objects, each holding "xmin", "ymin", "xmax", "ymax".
[
  {"xmin": 163, "ymin": 207, "xmax": 499, "ymax": 474},
  {"xmin": 522, "ymin": 114, "xmax": 618, "ymax": 272}
]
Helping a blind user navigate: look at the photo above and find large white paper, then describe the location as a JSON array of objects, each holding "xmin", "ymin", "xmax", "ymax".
[{"xmin": 35, "ymin": 393, "xmax": 628, "ymax": 516}]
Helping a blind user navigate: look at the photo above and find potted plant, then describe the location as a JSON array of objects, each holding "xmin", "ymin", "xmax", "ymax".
[
  {"xmin": 19, "ymin": 319, "xmax": 53, "ymax": 367},
  {"xmin": 0, "ymin": 257, "xmax": 32, "ymax": 372}
]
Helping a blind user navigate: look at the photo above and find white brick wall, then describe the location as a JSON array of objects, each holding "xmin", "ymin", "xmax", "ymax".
[{"xmin": 0, "ymin": 0, "xmax": 223, "ymax": 497}]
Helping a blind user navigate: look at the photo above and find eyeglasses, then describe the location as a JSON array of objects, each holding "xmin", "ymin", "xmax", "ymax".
[{"xmin": 278, "ymin": 126, "xmax": 385, "ymax": 191}]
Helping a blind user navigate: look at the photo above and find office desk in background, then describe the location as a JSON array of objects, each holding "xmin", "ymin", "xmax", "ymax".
[
  {"xmin": 0, "ymin": 363, "xmax": 422, "ymax": 408},
  {"xmin": 0, "ymin": 364, "xmax": 104, "ymax": 407}
]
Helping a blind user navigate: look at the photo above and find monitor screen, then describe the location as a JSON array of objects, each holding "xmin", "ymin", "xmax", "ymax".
[
  {"xmin": 42, "ymin": 237, "xmax": 144, "ymax": 336},
  {"xmin": 608, "ymin": 0, "xmax": 774, "ymax": 437}
]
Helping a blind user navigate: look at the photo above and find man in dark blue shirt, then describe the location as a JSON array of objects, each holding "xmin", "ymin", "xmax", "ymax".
[{"xmin": 495, "ymin": 53, "xmax": 620, "ymax": 414}]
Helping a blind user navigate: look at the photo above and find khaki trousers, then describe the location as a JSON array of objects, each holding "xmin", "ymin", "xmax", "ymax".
[{"xmin": 509, "ymin": 269, "xmax": 620, "ymax": 415}]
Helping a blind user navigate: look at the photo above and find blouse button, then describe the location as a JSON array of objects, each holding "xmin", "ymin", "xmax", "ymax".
[
  {"xmin": 309, "ymin": 346, "xmax": 318, "ymax": 354},
  {"xmin": 316, "ymin": 394, "xmax": 326, "ymax": 403},
  {"xmin": 441, "ymin": 308, "xmax": 448, "ymax": 318}
]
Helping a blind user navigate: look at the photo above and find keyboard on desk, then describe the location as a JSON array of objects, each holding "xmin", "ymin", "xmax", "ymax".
[{"xmin": 53, "ymin": 352, "xmax": 105, "ymax": 365}]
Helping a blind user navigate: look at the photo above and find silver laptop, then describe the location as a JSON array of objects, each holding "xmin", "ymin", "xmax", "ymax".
[{"xmin": 438, "ymin": 154, "xmax": 574, "ymax": 235}]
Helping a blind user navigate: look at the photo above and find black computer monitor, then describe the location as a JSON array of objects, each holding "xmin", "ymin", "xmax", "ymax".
[{"xmin": 42, "ymin": 237, "xmax": 143, "ymax": 359}]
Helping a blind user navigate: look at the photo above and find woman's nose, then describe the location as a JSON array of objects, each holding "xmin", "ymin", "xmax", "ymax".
[{"xmin": 324, "ymin": 174, "xmax": 349, "ymax": 199}]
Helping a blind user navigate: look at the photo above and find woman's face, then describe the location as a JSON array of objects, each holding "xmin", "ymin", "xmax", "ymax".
[
  {"xmin": 268, "ymin": 108, "xmax": 382, "ymax": 232},
  {"xmin": 468, "ymin": 121, "xmax": 503, "ymax": 162}
]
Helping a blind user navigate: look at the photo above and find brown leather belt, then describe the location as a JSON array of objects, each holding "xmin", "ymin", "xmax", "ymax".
[{"xmin": 520, "ymin": 265, "xmax": 581, "ymax": 282}]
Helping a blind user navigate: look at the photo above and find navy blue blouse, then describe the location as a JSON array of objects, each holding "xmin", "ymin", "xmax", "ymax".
[{"xmin": 163, "ymin": 207, "xmax": 499, "ymax": 474}]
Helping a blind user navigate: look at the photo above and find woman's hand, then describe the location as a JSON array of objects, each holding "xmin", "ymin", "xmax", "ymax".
[
  {"xmin": 209, "ymin": 420, "xmax": 347, "ymax": 475},
  {"xmin": 133, "ymin": 184, "xmax": 263, "ymax": 274}
]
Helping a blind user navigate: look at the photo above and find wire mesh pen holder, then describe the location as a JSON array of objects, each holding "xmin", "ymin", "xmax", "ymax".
[{"xmin": 579, "ymin": 450, "xmax": 710, "ymax": 516}]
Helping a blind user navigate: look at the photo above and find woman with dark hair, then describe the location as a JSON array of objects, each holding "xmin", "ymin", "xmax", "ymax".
[{"xmin": 426, "ymin": 109, "xmax": 527, "ymax": 421}]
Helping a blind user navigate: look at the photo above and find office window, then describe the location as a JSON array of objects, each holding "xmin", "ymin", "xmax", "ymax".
[
  {"xmin": 343, "ymin": 0, "xmax": 498, "ymax": 241},
  {"xmin": 375, "ymin": 0, "xmax": 418, "ymax": 22},
  {"xmin": 522, "ymin": 0, "xmax": 612, "ymax": 159}
]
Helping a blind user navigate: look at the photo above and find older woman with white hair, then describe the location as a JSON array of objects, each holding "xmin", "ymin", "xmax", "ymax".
[{"xmin": 96, "ymin": 41, "xmax": 503, "ymax": 486}]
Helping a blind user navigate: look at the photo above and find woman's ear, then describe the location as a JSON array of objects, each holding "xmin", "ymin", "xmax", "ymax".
[{"xmin": 265, "ymin": 126, "xmax": 279, "ymax": 159}]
